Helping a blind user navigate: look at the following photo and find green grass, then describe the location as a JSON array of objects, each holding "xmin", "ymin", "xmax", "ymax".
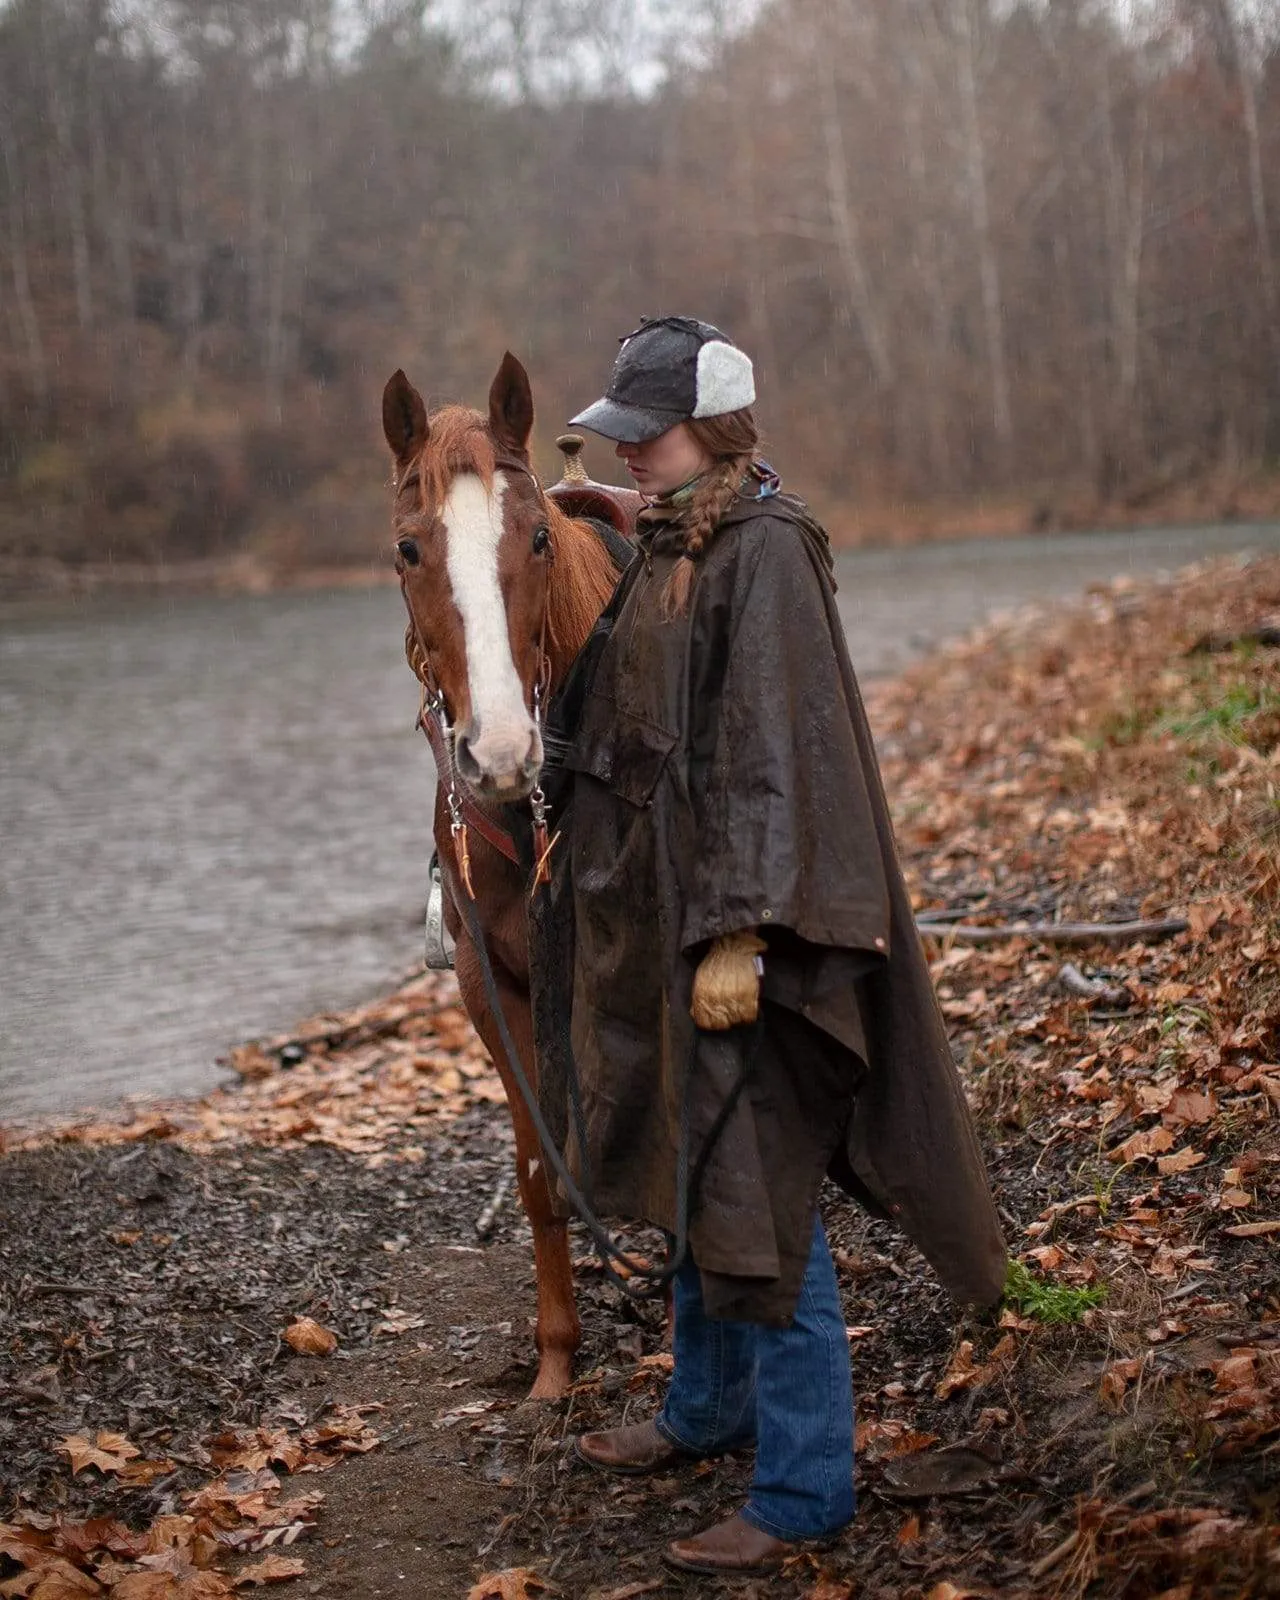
[
  {"xmin": 1092, "ymin": 671, "xmax": 1278, "ymax": 754},
  {"xmin": 1151, "ymin": 681, "xmax": 1278, "ymax": 746},
  {"xmin": 1004, "ymin": 1260, "xmax": 1107, "ymax": 1324}
]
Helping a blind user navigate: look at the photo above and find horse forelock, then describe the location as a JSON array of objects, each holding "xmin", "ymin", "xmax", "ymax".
[{"xmin": 415, "ymin": 404, "xmax": 497, "ymax": 511}]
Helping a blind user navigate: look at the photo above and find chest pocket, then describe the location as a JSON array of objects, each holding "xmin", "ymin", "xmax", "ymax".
[{"xmin": 566, "ymin": 689, "xmax": 677, "ymax": 809}]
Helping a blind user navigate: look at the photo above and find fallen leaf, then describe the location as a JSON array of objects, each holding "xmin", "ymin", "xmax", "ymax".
[
  {"xmin": 58, "ymin": 1433, "xmax": 142, "ymax": 1476},
  {"xmin": 0, "ymin": 1556, "xmax": 103, "ymax": 1597},
  {"xmin": 434, "ymin": 1400, "xmax": 498, "ymax": 1429},
  {"xmin": 233, "ymin": 1555, "xmax": 306, "ymax": 1586},
  {"xmin": 109, "ymin": 1572, "xmax": 233, "ymax": 1598},
  {"xmin": 1155, "ymin": 981, "xmax": 1194, "ymax": 1004},
  {"xmin": 1157, "ymin": 1146, "xmax": 1205, "ymax": 1175},
  {"xmin": 210, "ymin": 1433, "xmax": 306, "ymax": 1475},
  {"xmin": 1219, "ymin": 1187, "xmax": 1252, "ymax": 1208},
  {"xmin": 281, "ymin": 1319, "xmax": 337, "ymax": 1357},
  {"xmin": 1100, "ymin": 1356, "xmax": 1145, "ymax": 1411},
  {"xmin": 1163, "ymin": 1088, "xmax": 1217, "ymax": 1128},
  {"xmin": 1224, "ymin": 1219, "xmax": 1280, "ymax": 1237},
  {"xmin": 373, "ymin": 1309, "xmax": 426, "ymax": 1337},
  {"xmin": 1110, "ymin": 1126, "xmax": 1175, "ymax": 1163},
  {"xmin": 1213, "ymin": 1353, "xmax": 1257, "ymax": 1390},
  {"xmin": 936, "ymin": 1342, "xmax": 977, "ymax": 1399},
  {"xmin": 117, "ymin": 1459, "xmax": 178, "ymax": 1487},
  {"xmin": 467, "ymin": 1570, "xmax": 559, "ymax": 1600}
]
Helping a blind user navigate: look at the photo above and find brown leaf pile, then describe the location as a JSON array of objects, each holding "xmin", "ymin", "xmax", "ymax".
[
  {"xmin": 8, "ymin": 976, "xmax": 503, "ymax": 1163},
  {"xmin": 863, "ymin": 554, "xmax": 1280, "ymax": 1588},
  {"xmin": 0, "ymin": 1410, "xmax": 378, "ymax": 1597}
]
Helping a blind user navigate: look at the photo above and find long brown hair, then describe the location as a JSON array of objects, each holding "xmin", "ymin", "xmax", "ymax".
[{"xmin": 660, "ymin": 408, "xmax": 759, "ymax": 618}]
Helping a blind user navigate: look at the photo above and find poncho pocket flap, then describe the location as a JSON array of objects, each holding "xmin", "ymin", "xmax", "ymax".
[{"xmin": 565, "ymin": 690, "xmax": 676, "ymax": 808}]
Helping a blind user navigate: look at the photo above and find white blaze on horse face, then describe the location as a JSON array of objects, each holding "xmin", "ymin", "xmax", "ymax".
[{"xmin": 442, "ymin": 470, "xmax": 541, "ymax": 789}]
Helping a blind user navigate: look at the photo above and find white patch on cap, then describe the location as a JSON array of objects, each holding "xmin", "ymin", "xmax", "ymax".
[
  {"xmin": 442, "ymin": 470, "xmax": 540, "ymax": 778},
  {"xmin": 692, "ymin": 341, "xmax": 755, "ymax": 418}
]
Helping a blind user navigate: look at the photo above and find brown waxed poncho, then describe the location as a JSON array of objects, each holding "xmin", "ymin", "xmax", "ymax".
[{"xmin": 531, "ymin": 488, "xmax": 1006, "ymax": 1325}]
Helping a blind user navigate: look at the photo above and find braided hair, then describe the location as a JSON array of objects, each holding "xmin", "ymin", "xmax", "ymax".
[{"xmin": 659, "ymin": 407, "xmax": 760, "ymax": 619}]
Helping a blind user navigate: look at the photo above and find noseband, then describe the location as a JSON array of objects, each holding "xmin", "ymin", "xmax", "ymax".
[{"xmin": 396, "ymin": 453, "xmax": 558, "ymax": 900}]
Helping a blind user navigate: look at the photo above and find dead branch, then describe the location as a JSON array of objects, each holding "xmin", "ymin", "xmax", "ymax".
[{"xmin": 916, "ymin": 917, "xmax": 1187, "ymax": 945}]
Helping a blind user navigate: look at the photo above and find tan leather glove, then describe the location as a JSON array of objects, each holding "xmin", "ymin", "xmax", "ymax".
[{"xmin": 691, "ymin": 929, "xmax": 767, "ymax": 1030}]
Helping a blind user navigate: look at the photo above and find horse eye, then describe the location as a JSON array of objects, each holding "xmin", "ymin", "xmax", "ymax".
[
  {"xmin": 532, "ymin": 525, "xmax": 550, "ymax": 555},
  {"xmin": 396, "ymin": 537, "xmax": 420, "ymax": 566}
]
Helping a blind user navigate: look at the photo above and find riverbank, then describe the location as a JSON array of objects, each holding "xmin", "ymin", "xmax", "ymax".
[
  {"xmin": 5, "ymin": 474, "xmax": 1279, "ymax": 599},
  {"xmin": 2, "ymin": 554, "xmax": 1277, "ymax": 1598}
]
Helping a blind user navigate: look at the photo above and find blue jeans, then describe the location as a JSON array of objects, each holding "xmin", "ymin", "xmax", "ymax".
[{"xmin": 654, "ymin": 1215, "xmax": 855, "ymax": 1541}]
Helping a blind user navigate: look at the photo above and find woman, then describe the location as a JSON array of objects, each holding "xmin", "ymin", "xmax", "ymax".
[{"xmin": 555, "ymin": 316, "xmax": 1006, "ymax": 1576}]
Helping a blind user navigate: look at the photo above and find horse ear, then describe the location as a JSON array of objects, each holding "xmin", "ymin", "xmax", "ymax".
[
  {"xmin": 383, "ymin": 370, "xmax": 428, "ymax": 463},
  {"xmin": 488, "ymin": 351, "xmax": 534, "ymax": 457}
]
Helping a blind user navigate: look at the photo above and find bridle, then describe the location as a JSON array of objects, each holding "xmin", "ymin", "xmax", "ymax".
[{"xmin": 395, "ymin": 450, "xmax": 559, "ymax": 900}]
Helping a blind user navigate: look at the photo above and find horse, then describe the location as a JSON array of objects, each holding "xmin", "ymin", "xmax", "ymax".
[{"xmin": 382, "ymin": 352, "xmax": 639, "ymax": 1399}]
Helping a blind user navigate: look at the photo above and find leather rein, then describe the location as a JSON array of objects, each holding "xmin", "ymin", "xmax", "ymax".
[{"xmin": 396, "ymin": 450, "xmax": 558, "ymax": 899}]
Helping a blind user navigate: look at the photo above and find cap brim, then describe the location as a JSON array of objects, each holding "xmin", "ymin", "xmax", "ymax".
[{"xmin": 568, "ymin": 396, "xmax": 684, "ymax": 444}]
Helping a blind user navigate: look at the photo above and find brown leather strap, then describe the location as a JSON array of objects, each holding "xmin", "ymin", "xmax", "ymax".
[{"xmin": 418, "ymin": 710, "xmax": 521, "ymax": 866}]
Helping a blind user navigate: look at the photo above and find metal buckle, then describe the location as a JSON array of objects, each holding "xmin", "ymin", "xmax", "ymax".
[{"xmin": 424, "ymin": 851, "xmax": 456, "ymax": 970}]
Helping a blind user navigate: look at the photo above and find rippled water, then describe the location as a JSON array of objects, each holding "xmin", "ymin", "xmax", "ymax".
[{"xmin": 3, "ymin": 522, "xmax": 1278, "ymax": 1117}]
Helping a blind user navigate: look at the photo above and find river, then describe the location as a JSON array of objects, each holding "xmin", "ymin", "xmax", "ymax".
[{"xmin": 3, "ymin": 522, "xmax": 1278, "ymax": 1119}]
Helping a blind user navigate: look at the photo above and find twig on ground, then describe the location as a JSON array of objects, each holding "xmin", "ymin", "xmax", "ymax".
[
  {"xmin": 1057, "ymin": 962, "xmax": 1133, "ymax": 1008},
  {"xmin": 475, "ymin": 1174, "xmax": 511, "ymax": 1239},
  {"xmin": 1029, "ymin": 1529, "xmax": 1080, "ymax": 1581},
  {"xmin": 1186, "ymin": 618, "xmax": 1280, "ymax": 654},
  {"xmin": 916, "ymin": 917, "xmax": 1188, "ymax": 945},
  {"xmin": 29, "ymin": 1281, "xmax": 122, "ymax": 1299}
]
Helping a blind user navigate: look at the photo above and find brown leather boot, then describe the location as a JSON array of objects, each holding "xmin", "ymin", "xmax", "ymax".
[
  {"xmin": 663, "ymin": 1511, "xmax": 796, "ymax": 1575},
  {"xmin": 574, "ymin": 1419, "xmax": 695, "ymax": 1476}
]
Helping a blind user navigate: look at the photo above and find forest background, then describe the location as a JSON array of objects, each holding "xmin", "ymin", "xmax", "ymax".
[{"xmin": 2, "ymin": 0, "xmax": 1280, "ymax": 578}]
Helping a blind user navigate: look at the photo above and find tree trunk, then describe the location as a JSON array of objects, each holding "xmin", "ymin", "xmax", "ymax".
[
  {"xmin": 819, "ymin": 51, "xmax": 893, "ymax": 388},
  {"xmin": 953, "ymin": 0, "xmax": 1012, "ymax": 475},
  {"xmin": 0, "ymin": 111, "xmax": 49, "ymax": 408}
]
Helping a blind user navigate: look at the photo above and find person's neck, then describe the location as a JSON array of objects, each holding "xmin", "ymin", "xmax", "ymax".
[{"xmin": 649, "ymin": 468, "xmax": 709, "ymax": 508}]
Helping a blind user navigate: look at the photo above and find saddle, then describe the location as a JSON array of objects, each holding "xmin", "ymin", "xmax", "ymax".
[{"xmin": 546, "ymin": 433, "xmax": 642, "ymax": 546}]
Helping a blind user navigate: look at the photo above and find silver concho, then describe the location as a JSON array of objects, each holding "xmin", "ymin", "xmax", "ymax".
[{"xmin": 424, "ymin": 851, "xmax": 456, "ymax": 970}]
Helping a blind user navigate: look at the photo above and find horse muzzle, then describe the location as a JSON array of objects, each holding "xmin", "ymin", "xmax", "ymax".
[{"xmin": 454, "ymin": 720, "xmax": 543, "ymax": 801}]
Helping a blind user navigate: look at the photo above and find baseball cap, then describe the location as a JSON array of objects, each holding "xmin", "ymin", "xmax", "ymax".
[{"xmin": 569, "ymin": 316, "xmax": 756, "ymax": 443}]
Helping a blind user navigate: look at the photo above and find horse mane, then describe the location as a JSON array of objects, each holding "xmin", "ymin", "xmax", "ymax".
[{"xmin": 544, "ymin": 499, "xmax": 621, "ymax": 680}]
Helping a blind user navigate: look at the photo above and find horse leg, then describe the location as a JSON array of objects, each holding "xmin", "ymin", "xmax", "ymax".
[{"xmin": 454, "ymin": 934, "xmax": 580, "ymax": 1401}]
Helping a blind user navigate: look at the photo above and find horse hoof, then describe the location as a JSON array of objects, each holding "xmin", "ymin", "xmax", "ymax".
[{"xmin": 528, "ymin": 1361, "xmax": 573, "ymax": 1402}]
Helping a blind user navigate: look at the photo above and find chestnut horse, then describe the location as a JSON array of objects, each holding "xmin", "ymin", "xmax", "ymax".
[{"xmin": 382, "ymin": 353, "xmax": 635, "ymax": 1399}]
